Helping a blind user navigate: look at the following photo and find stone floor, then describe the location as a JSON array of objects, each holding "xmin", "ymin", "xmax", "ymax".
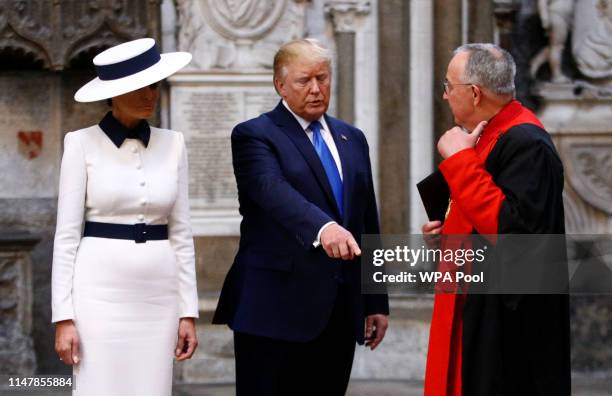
[
  {"xmin": 174, "ymin": 381, "xmax": 422, "ymax": 396},
  {"xmin": 2, "ymin": 376, "xmax": 611, "ymax": 396},
  {"xmin": 173, "ymin": 376, "xmax": 612, "ymax": 396}
]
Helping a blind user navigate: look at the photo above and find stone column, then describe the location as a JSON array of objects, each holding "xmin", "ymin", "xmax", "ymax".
[
  {"xmin": 378, "ymin": 0, "xmax": 410, "ymax": 234},
  {"xmin": 433, "ymin": 0, "xmax": 463, "ymax": 158},
  {"xmin": 467, "ymin": 0, "xmax": 494, "ymax": 43},
  {"xmin": 409, "ymin": 0, "xmax": 434, "ymax": 234},
  {"xmin": 324, "ymin": 0, "xmax": 379, "ymax": 195},
  {"xmin": 324, "ymin": 1, "xmax": 371, "ymax": 125},
  {"xmin": 0, "ymin": 232, "xmax": 39, "ymax": 375}
]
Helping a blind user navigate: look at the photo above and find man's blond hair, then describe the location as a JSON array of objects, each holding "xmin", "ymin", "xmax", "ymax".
[{"xmin": 273, "ymin": 38, "xmax": 332, "ymax": 87}]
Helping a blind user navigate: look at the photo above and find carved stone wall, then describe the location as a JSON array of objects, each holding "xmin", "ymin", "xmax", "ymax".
[
  {"xmin": 0, "ymin": 0, "xmax": 161, "ymax": 70},
  {"xmin": 0, "ymin": 0, "xmax": 162, "ymax": 377},
  {"xmin": 176, "ymin": 0, "xmax": 306, "ymax": 71},
  {"xmin": 494, "ymin": 0, "xmax": 612, "ymax": 375}
]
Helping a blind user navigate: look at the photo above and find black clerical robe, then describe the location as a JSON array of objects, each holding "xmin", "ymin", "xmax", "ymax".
[{"xmin": 424, "ymin": 100, "xmax": 570, "ymax": 396}]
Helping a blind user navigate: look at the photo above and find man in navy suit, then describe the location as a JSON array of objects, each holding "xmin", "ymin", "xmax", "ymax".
[{"xmin": 213, "ymin": 38, "xmax": 389, "ymax": 395}]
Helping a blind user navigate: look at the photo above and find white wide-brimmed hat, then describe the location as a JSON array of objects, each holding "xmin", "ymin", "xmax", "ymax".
[{"xmin": 74, "ymin": 38, "xmax": 191, "ymax": 102}]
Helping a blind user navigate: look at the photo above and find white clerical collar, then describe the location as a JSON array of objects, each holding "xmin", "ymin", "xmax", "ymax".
[{"xmin": 282, "ymin": 100, "xmax": 329, "ymax": 133}]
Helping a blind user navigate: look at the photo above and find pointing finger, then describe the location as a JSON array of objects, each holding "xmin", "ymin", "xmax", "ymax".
[{"xmin": 348, "ymin": 237, "xmax": 361, "ymax": 257}]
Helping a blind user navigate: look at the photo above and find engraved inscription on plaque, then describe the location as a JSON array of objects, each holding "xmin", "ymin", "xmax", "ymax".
[{"xmin": 170, "ymin": 76, "xmax": 279, "ymax": 235}]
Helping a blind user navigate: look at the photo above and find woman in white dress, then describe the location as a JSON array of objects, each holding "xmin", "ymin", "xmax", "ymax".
[{"xmin": 51, "ymin": 38, "xmax": 199, "ymax": 396}]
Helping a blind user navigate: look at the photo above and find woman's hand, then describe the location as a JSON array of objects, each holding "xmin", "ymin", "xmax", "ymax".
[
  {"xmin": 175, "ymin": 317, "xmax": 198, "ymax": 361},
  {"xmin": 55, "ymin": 320, "xmax": 80, "ymax": 365}
]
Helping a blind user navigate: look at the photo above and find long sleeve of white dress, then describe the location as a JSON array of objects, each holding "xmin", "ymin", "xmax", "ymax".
[
  {"xmin": 168, "ymin": 132, "xmax": 199, "ymax": 318},
  {"xmin": 51, "ymin": 132, "xmax": 86, "ymax": 323}
]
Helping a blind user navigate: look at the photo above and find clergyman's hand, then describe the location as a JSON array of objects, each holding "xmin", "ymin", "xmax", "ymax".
[
  {"xmin": 437, "ymin": 121, "xmax": 487, "ymax": 159},
  {"xmin": 422, "ymin": 220, "xmax": 443, "ymax": 249}
]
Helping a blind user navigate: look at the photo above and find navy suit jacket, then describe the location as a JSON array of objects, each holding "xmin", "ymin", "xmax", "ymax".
[{"xmin": 212, "ymin": 102, "xmax": 389, "ymax": 344}]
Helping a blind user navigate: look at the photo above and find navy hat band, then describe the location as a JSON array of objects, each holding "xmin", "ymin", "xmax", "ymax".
[{"xmin": 95, "ymin": 44, "xmax": 161, "ymax": 81}]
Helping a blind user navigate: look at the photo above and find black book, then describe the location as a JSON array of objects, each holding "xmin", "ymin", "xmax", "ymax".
[{"xmin": 416, "ymin": 170, "xmax": 450, "ymax": 222}]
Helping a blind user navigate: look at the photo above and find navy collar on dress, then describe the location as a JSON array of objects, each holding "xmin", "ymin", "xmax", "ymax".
[{"xmin": 98, "ymin": 111, "xmax": 151, "ymax": 148}]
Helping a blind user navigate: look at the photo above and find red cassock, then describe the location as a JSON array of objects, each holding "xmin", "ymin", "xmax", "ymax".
[{"xmin": 424, "ymin": 100, "xmax": 570, "ymax": 396}]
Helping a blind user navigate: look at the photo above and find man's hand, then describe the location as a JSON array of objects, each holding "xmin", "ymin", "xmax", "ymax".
[
  {"xmin": 437, "ymin": 121, "xmax": 487, "ymax": 159},
  {"xmin": 175, "ymin": 317, "xmax": 198, "ymax": 361},
  {"xmin": 320, "ymin": 223, "xmax": 361, "ymax": 260},
  {"xmin": 365, "ymin": 314, "xmax": 388, "ymax": 350},
  {"xmin": 55, "ymin": 320, "xmax": 80, "ymax": 365}
]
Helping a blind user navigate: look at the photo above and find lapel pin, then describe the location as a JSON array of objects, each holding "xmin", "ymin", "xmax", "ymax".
[{"xmin": 341, "ymin": 134, "xmax": 348, "ymax": 141}]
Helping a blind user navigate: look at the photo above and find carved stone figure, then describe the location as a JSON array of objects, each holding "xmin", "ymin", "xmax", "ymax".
[
  {"xmin": 176, "ymin": 0, "xmax": 306, "ymax": 71},
  {"xmin": 572, "ymin": 0, "xmax": 612, "ymax": 80},
  {"xmin": 530, "ymin": 0, "xmax": 574, "ymax": 83}
]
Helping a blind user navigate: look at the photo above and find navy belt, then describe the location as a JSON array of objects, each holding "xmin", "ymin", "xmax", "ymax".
[{"xmin": 83, "ymin": 221, "xmax": 168, "ymax": 244}]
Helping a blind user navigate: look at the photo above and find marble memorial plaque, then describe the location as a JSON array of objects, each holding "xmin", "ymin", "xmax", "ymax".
[{"xmin": 170, "ymin": 74, "xmax": 279, "ymax": 235}]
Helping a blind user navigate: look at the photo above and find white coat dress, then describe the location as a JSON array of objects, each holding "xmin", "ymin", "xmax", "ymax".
[{"xmin": 51, "ymin": 114, "xmax": 199, "ymax": 396}]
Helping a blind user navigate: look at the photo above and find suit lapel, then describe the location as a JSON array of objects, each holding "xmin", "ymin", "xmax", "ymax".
[
  {"xmin": 325, "ymin": 115, "xmax": 354, "ymax": 226},
  {"xmin": 267, "ymin": 102, "xmax": 341, "ymax": 219}
]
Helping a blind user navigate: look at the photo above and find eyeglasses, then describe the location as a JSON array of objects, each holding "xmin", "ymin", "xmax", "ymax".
[{"xmin": 443, "ymin": 79, "xmax": 474, "ymax": 94}]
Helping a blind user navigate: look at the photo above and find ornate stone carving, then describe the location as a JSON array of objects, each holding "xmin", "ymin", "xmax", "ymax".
[
  {"xmin": 529, "ymin": 0, "xmax": 612, "ymax": 83},
  {"xmin": 573, "ymin": 0, "xmax": 612, "ymax": 80},
  {"xmin": 0, "ymin": 0, "xmax": 160, "ymax": 70},
  {"xmin": 0, "ymin": 257, "xmax": 20, "ymax": 323},
  {"xmin": 0, "ymin": 233, "xmax": 39, "ymax": 375},
  {"xmin": 324, "ymin": 0, "xmax": 371, "ymax": 33},
  {"xmin": 564, "ymin": 189, "xmax": 607, "ymax": 234},
  {"xmin": 563, "ymin": 140, "xmax": 612, "ymax": 215},
  {"xmin": 177, "ymin": 0, "xmax": 306, "ymax": 70},
  {"xmin": 529, "ymin": 0, "xmax": 574, "ymax": 83},
  {"xmin": 200, "ymin": 0, "xmax": 287, "ymax": 40}
]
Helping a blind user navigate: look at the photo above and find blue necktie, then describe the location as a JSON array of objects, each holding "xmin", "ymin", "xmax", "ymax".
[{"xmin": 309, "ymin": 121, "xmax": 343, "ymax": 217}]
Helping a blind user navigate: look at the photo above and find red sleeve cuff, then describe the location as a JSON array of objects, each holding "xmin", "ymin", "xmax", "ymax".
[
  {"xmin": 439, "ymin": 148, "xmax": 479, "ymax": 182},
  {"xmin": 438, "ymin": 147, "xmax": 504, "ymax": 235}
]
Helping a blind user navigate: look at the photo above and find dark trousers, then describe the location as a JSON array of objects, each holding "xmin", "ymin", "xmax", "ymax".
[{"xmin": 233, "ymin": 291, "xmax": 357, "ymax": 396}]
